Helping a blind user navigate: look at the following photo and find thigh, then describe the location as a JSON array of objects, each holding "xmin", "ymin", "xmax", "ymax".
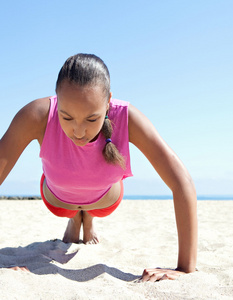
[
  {"xmin": 87, "ymin": 180, "xmax": 124, "ymax": 217},
  {"xmin": 40, "ymin": 174, "xmax": 78, "ymax": 218}
]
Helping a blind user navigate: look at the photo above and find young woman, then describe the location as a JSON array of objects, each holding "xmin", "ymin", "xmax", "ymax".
[{"xmin": 0, "ymin": 54, "xmax": 197, "ymax": 281}]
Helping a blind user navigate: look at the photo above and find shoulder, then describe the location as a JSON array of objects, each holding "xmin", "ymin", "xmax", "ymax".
[
  {"xmin": 109, "ymin": 99, "xmax": 129, "ymax": 120},
  {"xmin": 128, "ymin": 103, "xmax": 194, "ymax": 193},
  {"xmin": 128, "ymin": 103, "xmax": 171, "ymax": 159},
  {"xmin": 110, "ymin": 98, "xmax": 129, "ymax": 108},
  {"xmin": 19, "ymin": 96, "xmax": 51, "ymax": 122},
  {"xmin": 12, "ymin": 96, "xmax": 51, "ymax": 143},
  {"xmin": 128, "ymin": 103, "xmax": 156, "ymax": 144},
  {"xmin": 0, "ymin": 97, "xmax": 52, "ymax": 184}
]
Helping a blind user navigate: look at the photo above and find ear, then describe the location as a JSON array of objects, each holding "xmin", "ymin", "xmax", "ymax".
[
  {"xmin": 106, "ymin": 92, "xmax": 112, "ymax": 111},
  {"xmin": 108, "ymin": 92, "xmax": 112, "ymax": 103}
]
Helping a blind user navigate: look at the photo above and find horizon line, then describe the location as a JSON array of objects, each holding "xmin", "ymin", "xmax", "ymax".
[{"xmin": 0, "ymin": 194, "xmax": 233, "ymax": 200}]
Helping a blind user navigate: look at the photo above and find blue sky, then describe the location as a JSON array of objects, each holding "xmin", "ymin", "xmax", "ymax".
[{"xmin": 0, "ymin": 0, "xmax": 232, "ymax": 196}]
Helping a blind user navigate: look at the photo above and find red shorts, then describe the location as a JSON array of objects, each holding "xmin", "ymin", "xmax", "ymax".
[{"xmin": 40, "ymin": 174, "xmax": 124, "ymax": 218}]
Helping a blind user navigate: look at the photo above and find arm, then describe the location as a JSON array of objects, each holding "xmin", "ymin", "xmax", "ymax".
[
  {"xmin": 128, "ymin": 104, "xmax": 197, "ymax": 281},
  {"xmin": 0, "ymin": 98, "xmax": 50, "ymax": 185}
]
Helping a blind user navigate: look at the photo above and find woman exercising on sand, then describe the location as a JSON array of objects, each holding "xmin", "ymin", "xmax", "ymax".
[{"xmin": 0, "ymin": 53, "xmax": 197, "ymax": 281}]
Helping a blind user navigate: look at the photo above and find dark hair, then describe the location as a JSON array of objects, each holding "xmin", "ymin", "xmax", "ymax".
[
  {"xmin": 56, "ymin": 53, "xmax": 125, "ymax": 168},
  {"xmin": 56, "ymin": 53, "xmax": 110, "ymax": 99}
]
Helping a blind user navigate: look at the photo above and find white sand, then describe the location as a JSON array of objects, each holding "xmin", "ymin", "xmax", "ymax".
[{"xmin": 0, "ymin": 199, "xmax": 233, "ymax": 299}]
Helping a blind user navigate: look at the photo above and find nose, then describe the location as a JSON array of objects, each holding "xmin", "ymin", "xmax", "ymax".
[{"xmin": 73, "ymin": 122, "xmax": 86, "ymax": 139}]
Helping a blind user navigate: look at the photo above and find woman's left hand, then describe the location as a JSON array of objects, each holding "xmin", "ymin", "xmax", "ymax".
[{"xmin": 140, "ymin": 267, "xmax": 186, "ymax": 282}]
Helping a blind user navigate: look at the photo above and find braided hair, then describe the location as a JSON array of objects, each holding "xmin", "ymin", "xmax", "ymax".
[{"xmin": 56, "ymin": 53, "xmax": 125, "ymax": 169}]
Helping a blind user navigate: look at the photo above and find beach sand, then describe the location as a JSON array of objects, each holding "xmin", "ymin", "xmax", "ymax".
[{"xmin": 0, "ymin": 199, "xmax": 233, "ymax": 299}]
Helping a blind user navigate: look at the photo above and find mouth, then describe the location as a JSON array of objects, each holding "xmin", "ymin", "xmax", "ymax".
[{"xmin": 72, "ymin": 136, "xmax": 88, "ymax": 146}]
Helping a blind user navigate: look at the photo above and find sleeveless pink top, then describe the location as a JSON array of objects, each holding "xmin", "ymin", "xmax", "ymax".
[{"xmin": 39, "ymin": 96, "xmax": 133, "ymax": 205}]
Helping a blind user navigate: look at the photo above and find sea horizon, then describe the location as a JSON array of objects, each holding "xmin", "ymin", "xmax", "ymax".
[{"xmin": 0, "ymin": 194, "xmax": 233, "ymax": 200}]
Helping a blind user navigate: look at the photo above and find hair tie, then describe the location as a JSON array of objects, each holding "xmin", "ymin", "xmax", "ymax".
[
  {"xmin": 105, "ymin": 138, "xmax": 112, "ymax": 143},
  {"xmin": 105, "ymin": 115, "xmax": 109, "ymax": 119}
]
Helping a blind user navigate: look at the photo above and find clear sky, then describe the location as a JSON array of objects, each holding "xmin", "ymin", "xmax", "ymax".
[{"xmin": 0, "ymin": 0, "xmax": 232, "ymax": 196}]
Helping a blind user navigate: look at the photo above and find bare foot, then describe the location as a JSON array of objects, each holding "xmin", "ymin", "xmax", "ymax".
[
  {"xmin": 82, "ymin": 211, "xmax": 99, "ymax": 244},
  {"xmin": 62, "ymin": 211, "xmax": 83, "ymax": 243}
]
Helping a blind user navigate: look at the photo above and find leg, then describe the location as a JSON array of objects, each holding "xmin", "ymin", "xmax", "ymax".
[
  {"xmin": 62, "ymin": 210, "xmax": 83, "ymax": 243},
  {"xmin": 81, "ymin": 180, "xmax": 124, "ymax": 244},
  {"xmin": 82, "ymin": 211, "xmax": 99, "ymax": 244},
  {"xmin": 40, "ymin": 174, "xmax": 82, "ymax": 243},
  {"xmin": 62, "ymin": 211, "xmax": 99, "ymax": 244}
]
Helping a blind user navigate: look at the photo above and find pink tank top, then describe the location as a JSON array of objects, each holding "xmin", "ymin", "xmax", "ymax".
[{"xmin": 39, "ymin": 96, "xmax": 133, "ymax": 205}]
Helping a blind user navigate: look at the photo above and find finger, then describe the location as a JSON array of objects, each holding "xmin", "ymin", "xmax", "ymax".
[
  {"xmin": 141, "ymin": 274, "xmax": 150, "ymax": 282},
  {"xmin": 141, "ymin": 269, "xmax": 164, "ymax": 282},
  {"xmin": 160, "ymin": 274, "xmax": 169, "ymax": 281},
  {"xmin": 141, "ymin": 269, "xmax": 151, "ymax": 282},
  {"xmin": 142, "ymin": 268, "xmax": 184, "ymax": 282},
  {"xmin": 141, "ymin": 269, "xmax": 158, "ymax": 282},
  {"xmin": 165, "ymin": 273, "xmax": 180, "ymax": 280},
  {"xmin": 149, "ymin": 273, "xmax": 169, "ymax": 282},
  {"xmin": 9, "ymin": 266, "xmax": 30, "ymax": 272},
  {"xmin": 149, "ymin": 272, "xmax": 180, "ymax": 282},
  {"xmin": 158, "ymin": 272, "xmax": 180, "ymax": 281},
  {"xmin": 149, "ymin": 274, "xmax": 160, "ymax": 282},
  {"xmin": 134, "ymin": 277, "xmax": 143, "ymax": 283}
]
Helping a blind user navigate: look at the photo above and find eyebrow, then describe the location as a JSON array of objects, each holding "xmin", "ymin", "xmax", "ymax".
[
  {"xmin": 59, "ymin": 110, "xmax": 100, "ymax": 118},
  {"xmin": 59, "ymin": 110, "xmax": 73, "ymax": 117}
]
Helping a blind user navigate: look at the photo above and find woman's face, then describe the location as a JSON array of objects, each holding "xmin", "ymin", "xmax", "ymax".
[{"xmin": 57, "ymin": 81, "xmax": 111, "ymax": 147}]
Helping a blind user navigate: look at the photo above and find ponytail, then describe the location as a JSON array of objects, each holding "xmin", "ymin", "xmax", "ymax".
[{"xmin": 101, "ymin": 116, "xmax": 125, "ymax": 169}]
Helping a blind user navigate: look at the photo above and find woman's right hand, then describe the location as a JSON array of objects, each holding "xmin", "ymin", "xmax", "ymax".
[{"xmin": 8, "ymin": 266, "xmax": 30, "ymax": 272}]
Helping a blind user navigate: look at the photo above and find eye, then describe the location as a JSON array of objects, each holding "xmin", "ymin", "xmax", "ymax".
[
  {"xmin": 63, "ymin": 117, "xmax": 72, "ymax": 121},
  {"xmin": 87, "ymin": 119, "xmax": 97, "ymax": 123}
]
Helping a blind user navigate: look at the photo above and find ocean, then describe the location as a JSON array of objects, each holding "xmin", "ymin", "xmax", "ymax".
[
  {"xmin": 124, "ymin": 195, "xmax": 233, "ymax": 200},
  {"xmin": 0, "ymin": 195, "xmax": 233, "ymax": 200}
]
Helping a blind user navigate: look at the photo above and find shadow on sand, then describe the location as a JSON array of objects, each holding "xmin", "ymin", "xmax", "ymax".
[{"xmin": 0, "ymin": 239, "xmax": 140, "ymax": 282}]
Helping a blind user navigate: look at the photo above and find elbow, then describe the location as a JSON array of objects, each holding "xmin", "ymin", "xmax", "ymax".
[
  {"xmin": 171, "ymin": 172, "xmax": 197, "ymax": 201},
  {"xmin": 186, "ymin": 174, "xmax": 196, "ymax": 196}
]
